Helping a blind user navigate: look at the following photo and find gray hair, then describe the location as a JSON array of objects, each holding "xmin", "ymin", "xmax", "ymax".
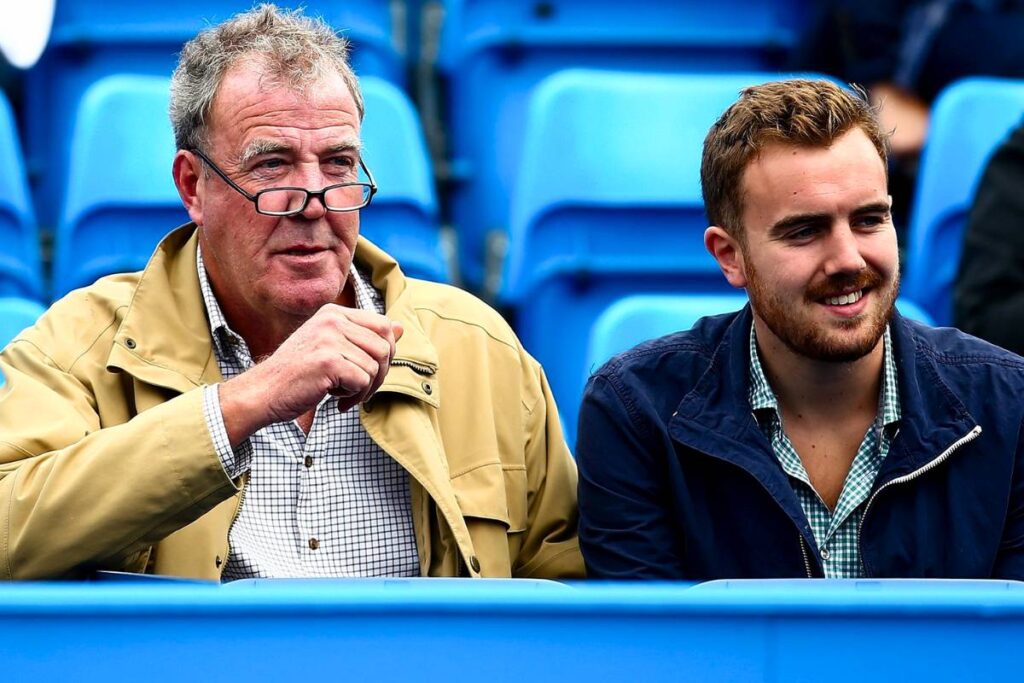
[{"xmin": 169, "ymin": 3, "xmax": 364, "ymax": 152}]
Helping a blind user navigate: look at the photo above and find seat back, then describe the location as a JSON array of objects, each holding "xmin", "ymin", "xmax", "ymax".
[
  {"xmin": 438, "ymin": 0, "xmax": 811, "ymax": 289},
  {"xmin": 904, "ymin": 78, "xmax": 1024, "ymax": 325},
  {"xmin": 54, "ymin": 75, "xmax": 184, "ymax": 297},
  {"xmin": 55, "ymin": 74, "xmax": 447, "ymax": 296},
  {"xmin": 503, "ymin": 70, "xmax": 798, "ymax": 436},
  {"xmin": 24, "ymin": 0, "xmax": 401, "ymax": 228},
  {"xmin": 0, "ymin": 91, "xmax": 43, "ymax": 299},
  {"xmin": 359, "ymin": 78, "xmax": 448, "ymax": 283}
]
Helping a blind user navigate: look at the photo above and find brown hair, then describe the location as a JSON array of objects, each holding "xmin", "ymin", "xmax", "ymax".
[{"xmin": 700, "ymin": 79, "xmax": 889, "ymax": 238}]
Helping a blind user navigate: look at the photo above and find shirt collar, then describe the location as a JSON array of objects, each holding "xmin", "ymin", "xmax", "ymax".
[{"xmin": 748, "ymin": 322, "xmax": 901, "ymax": 429}]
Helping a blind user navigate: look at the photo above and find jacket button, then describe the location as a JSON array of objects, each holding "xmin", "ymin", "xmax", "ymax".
[
  {"xmin": 421, "ymin": 381, "xmax": 433, "ymax": 395},
  {"xmin": 215, "ymin": 555, "xmax": 222, "ymax": 568},
  {"xmin": 124, "ymin": 338, "xmax": 137, "ymax": 349},
  {"xmin": 308, "ymin": 538, "xmax": 320, "ymax": 550},
  {"xmin": 469, "ymin": 555, "xmax": 481, "ymax": 573}
]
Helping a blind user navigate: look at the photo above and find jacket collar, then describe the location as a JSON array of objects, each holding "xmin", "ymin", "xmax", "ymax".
[
  {"xmin": 106, "ymin": 224, "xmax": 440, "ymax": 408},
  {"xmin": 667, "ymin": 305, "xmax": 810, "ymax": 538},
  {"xmin": 667, "ymin": 306, "xmax": 978, "ymax": 493}
]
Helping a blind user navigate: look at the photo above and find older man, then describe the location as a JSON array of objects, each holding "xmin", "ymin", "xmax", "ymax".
[
  {"xmin": 577, "ymin": 79, "xmax": 1024, "ymax": 580},
  {"xmin": 0, "ymin": 5, "xmax": 581, "ymax": 580}
]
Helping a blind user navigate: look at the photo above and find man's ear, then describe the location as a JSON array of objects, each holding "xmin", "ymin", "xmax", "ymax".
[
  {"xmin": 704, "ymin": 225, "xmax": 748, "ymax": 289},
  {"xmin": 173, "ymin": 150, "xmax": 204, "ymax": 226}
]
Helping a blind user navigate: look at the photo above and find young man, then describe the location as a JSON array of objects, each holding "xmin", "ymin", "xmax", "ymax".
[
  {"xmin": 577, "ymin": 79, "xmax": 1024, "ymax": 579},
  {"xmin": 0, "ymin": 5, "xmax": 581, "ymax": 580}
]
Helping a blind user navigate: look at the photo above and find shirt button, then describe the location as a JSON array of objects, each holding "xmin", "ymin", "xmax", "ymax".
[
  {"xmin": 820, "ymin": 547, "xmax": 831, "ymax": 561},
  {"xmin": 308, "ymin": 538, "xmax": 320, "ymax": 550},
  {"xmin": 304, "ymin": 455, "xmax": 313, "ymax": 468}
]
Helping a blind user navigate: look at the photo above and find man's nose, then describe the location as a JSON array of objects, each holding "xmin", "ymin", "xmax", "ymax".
[
  {"xmin": 824, "ymin": 225, "xmax": 867, "ymax": 275},
  {"xmin": 298, "ymin": 190, "xmax": 327, "ymax": 220}
]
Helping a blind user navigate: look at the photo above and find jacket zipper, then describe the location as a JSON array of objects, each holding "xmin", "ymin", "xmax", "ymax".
[
  {"xmin": 390, "ymin": 359, "xmax": 435, "ymax": 376},
  {"xmin": 798, "ymin": 534, "xmax": 814, "ymax": 578},
  {"xmin": 223, "ymin": 477, "xmax": 249, "ymax": 576},
  {"xmin": 857, "ymin": 424, "xmax": 982, "ymax": 573}
]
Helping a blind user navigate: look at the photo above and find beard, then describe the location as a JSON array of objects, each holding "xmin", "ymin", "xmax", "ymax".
[{"xmin": 745, "ymin": 259, "xmax": 898, "ymax": 363}]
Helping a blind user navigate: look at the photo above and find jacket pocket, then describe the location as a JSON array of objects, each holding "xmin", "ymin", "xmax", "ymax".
[{"xmin": 450, "ymin": 461, "xmax": 527, "ymax": 533}]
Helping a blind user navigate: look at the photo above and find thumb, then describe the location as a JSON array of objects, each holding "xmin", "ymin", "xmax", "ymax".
[{"xmin": 392, "ymin": 320, "xmax": 405, "ymax": 342}]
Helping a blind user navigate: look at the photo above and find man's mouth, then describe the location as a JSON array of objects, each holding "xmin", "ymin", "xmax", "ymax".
[
  {"xmin": 823, "ymin": 289, "xmax": 864, "ymax": 306},
  {"xmin": 278, "ymin": 246, "xmax": 325, "ymax": 256}
]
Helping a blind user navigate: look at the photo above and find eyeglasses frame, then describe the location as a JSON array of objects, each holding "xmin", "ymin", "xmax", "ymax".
[{"xmin": 190, "ymin": 148, "xmax": 378, "ymax": 216}]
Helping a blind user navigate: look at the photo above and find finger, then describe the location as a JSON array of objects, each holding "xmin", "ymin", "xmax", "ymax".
[
  {"xmin": 322, "ymin": 304, "xmax": 394, "ymax": 339},
  {"xmin": 328, "ymin": 343, "xmax": 379, "ymax": 403}
]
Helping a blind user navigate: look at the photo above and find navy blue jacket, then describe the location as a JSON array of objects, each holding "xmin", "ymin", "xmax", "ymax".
[{"xmin": 577, "ymin": 307, "xmax": 1024, "ymax": 579}]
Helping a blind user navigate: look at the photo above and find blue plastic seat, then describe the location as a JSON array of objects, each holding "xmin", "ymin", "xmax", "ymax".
[
  {"xmin": 0, "ymin": 297, "xmax": 46, "ymax": 348},
  {"xmin": 24, "ymin": 0, "xmax": 402, "ymax": 229},
  {"xmin": 903, "ymin": 77, "xmax": 1024, "ymax": 325},
  {"xmin": 53, "ymin": 75, "xmax": 186, "ymax": 297},
  {"xmin": 438, "ymin": 0, "xmax": 811, "ymax": 290},
  {"xmin": 502, "ymin": 70, "xmax": 800, "ymax": 437},
  {"xmin": 359, "ymin": 78, "xmax": 449, "ymax": 283},
  {"xmin": 0, "ymin": 91, "xmax": 43, "ymax": 300},
  {"xmin": 54, "ymin": 74, "xmax": 446, "ymax": 297}
]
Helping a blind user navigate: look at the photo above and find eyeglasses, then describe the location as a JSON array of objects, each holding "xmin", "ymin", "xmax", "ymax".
[{"xmin": 191, "ymin": 148, "xmax": 377, "ymax": 216}]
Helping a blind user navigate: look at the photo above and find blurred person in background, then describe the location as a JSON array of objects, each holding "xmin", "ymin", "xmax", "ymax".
[
  {"xmin": 792, "ymin": 0, "xmax": 1024, "ymax": 232},
  {"xmin": 0, "ymin": 4, "xmax": 581, "ymax": 581},
  {"xmin": 954, "ymin": 120, "xmax": 1024, "ymax": 355}
]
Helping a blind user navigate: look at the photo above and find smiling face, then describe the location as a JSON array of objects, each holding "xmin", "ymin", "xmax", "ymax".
[
  {"xmin": 183, "ymin": 60, "xmax": 363, "ymax": 330},
  {"xmin": 733, "ymin": 127, "xmax": 900, "ymax": 362}
]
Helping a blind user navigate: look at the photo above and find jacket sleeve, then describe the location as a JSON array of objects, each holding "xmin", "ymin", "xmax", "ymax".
[
  {"xmin": 511, "ymin": 363, "xmax": 585, "ymax": 579},
  {"xmin": 0, "ymin": 339, "xmax": 238, "ymax": 579},
  {"xmin": 576, "ymin": 373, "xmax": 684, "ymax": 579},
  {"xmin": 954, "ymin": 121, "xmax": 1024, "ymax": 355},
  {"xmin": 992, "ymin": 419, "xmax": 1024, "ymax": 579}
]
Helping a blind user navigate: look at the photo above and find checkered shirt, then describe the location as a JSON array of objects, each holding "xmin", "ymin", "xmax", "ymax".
[
  {"xmin": 197, "ymin": 247, "xmax": 419, "ymax": 580},
  {"xmin": 748, "ymin": 324, "xmax": 901, "ymax": 578}
]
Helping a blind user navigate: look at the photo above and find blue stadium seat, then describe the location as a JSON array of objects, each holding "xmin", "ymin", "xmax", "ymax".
[
  {"xmin": 438, "ymin": 0, "xmax": 811, "ymax": 291},
  {"xmin": 501, "ymin": 70, "xmax": 796, "ymax": 436},
  {"xmin": 54, "ymin": 74, "xmax": 446, "ymax": 297},
  {"xmin": 24, "ymin": 0, "xmax": 402, "ymax": 229},
  {"xmin": 0, "ymin": 297, "xmax": 45, "ymax": 348},
  {"xmin": 903, "ymin": 78, "xmax": 1024, "ymax": 325},
  {"xmin": 0, "ymin": 91, "xmax": 43, "ymax": 300},
  {"xmin": 359, "ymin": 78, "xmax": 449, "ymax": 283},
  {"xmin": 53, "ymin": 75, "xmax": 185, "ymax": 297}
]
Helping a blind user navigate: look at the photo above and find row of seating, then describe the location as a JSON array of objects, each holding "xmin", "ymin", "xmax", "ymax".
[
  {"xmin": 12, "ymin": 0, "xmax": 816, "ymax": 289},
  {"xmin": 3, "ymin": 69, "xmax": 1022, "ymax": 439},
  {"xmin": 0, "ymin": 75, "xmax": 445, "ymax": 299}
]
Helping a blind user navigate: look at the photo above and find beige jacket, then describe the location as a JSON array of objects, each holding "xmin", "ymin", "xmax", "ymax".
[{"xmin": 0, "ymin": 226, "xmax": 583, "ymax": 580}]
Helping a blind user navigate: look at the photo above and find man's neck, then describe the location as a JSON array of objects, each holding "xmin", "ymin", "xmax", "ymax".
[{"xmin": 753, "ymin": 318, "xmax": 884, "ymax": 423}]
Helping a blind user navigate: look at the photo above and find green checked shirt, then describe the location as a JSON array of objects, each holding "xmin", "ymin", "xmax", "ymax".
[{"xmin": 748, "ymin": 325, "xmax": 901, "ymax": 578}]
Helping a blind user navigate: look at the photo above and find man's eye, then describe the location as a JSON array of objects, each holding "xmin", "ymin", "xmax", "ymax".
[
  {"xmin": 787, "ymin": 226, "xmax": 819, "ymax": 241},
  {"xmin": 259, "ymin": 158, "xmax": 284, "ymax": 169},
  {"xmin": 857, "ymin": 214, "xmax": 887, "ymax": 227}
]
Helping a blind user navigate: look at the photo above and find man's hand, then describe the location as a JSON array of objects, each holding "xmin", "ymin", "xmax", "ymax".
[{"xmin": 218, "ymin": 304, "xmax": 404, "ymax": 447}]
